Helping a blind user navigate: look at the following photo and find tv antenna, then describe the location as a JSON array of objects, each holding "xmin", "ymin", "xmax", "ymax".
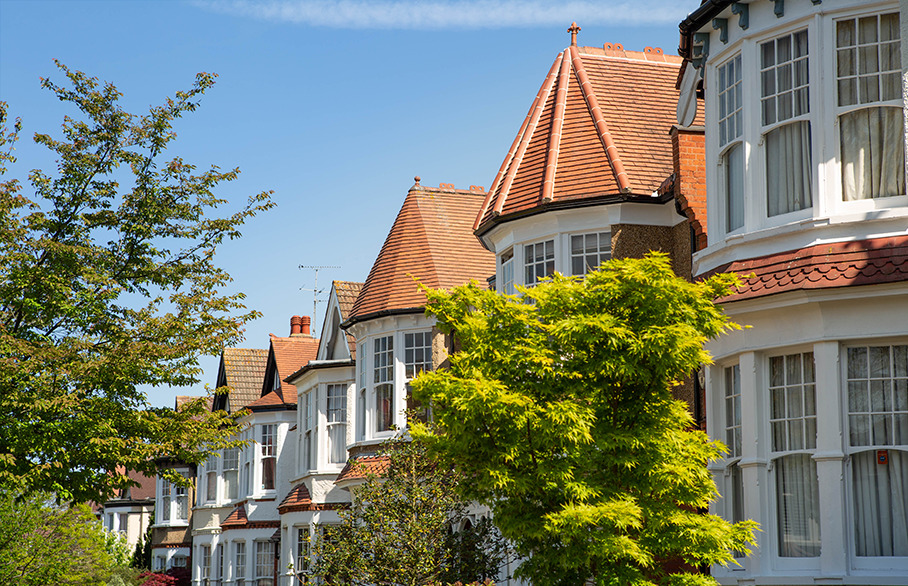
[{"xmin": 299, "ymin": 265, "xmax": 340, "ymax": 334}]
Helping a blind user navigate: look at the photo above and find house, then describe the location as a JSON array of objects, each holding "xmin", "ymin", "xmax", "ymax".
[
  {"xmin": 190, "ymin": 320, "xmax": 318, "ymax": 586},
  {"xmin": 191, "ymin": 347, "xmax": 267, "ymax": 585},
  {"xmin": 473, "ymin": 26, "xmax": 705, "ymax": 414},
  {"xmin": 97, "ymin": 468, "xmax": 156, "ymax": 551},
  {"xmin": 278, "ymin": 280, "xmax": 362, "ymax": 585},
  {"xmin": 678, "ymin": 0, "xmax": 908, "ymax": 583},
  {"xmin": 150, "ymin": 396, "xmax": 223, "ymax": 572}
]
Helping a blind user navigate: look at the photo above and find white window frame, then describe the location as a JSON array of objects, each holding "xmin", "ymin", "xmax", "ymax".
[
  {"xmin": 767, "ymin": 351, "xmax": 821, "ymax": 566},
  {"xmin": 523, "ymin": 239, "xmax": 555, "ymax": 286},
  {"xmin": 295, "ymin": 525, "xmax": 310, "ymax": 580},
  {"xmin": 260, "ymin": 424, "xmax": 276, "ymax": 492},
  {"xmin": 157, "ymin": 473, "xmax": 189, "ymax": 526},
  {"xmin": 223, "ymin": 446, "xmax": 239, "ymax": 502},
  {"xmin": 302, "ymin": 389, "xmax": 314, "ymax": 472},
  {"xmin": 843, "ymin": 343, "xmax": 908, "ymax": 569},
  {"xmin": 404, "ymin": 330, "xmax": 434, "ymax": 422},
  {"xmin": 326, "ymin": 383, "xmax": 348, "ymax": 464},
  {"xmin": 723, "ymin": 364, "xmax": 746, "ymax": 560},
  {"xmin": 373, "ymin": 335, "xmax": 395, "ymax": 435},
  {"xmin": 254, "ymin": 540, "xmax": 274, "ymax": 585},
  {"xmin": 499, "ymin": 248, "xmax": 515, "ymax": 294},
  {"xmin": 234, "ymin": 540, "xmax": 247, "ymax": 586},
  {"xmin": 717, "ymin": 53, "xmax": 745, "ymax": 235},
  {"xmin": 568, "ymin": 231, "xmax": 611, "ymax": 277},
  {"xmin": 200, "ymin": 544, "xmax": 212, "ymax": 581},
  {"xmin": 831, "ymin": 9, "xmax": 907, "ymax": 212}
]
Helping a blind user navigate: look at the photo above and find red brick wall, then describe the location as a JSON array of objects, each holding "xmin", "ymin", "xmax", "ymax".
[{"xmin": 671, "ymin": 126, "xmax": 707, "ymax": 251}]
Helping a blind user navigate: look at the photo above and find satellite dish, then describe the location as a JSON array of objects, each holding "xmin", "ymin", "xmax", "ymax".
[{"xmin": 676, "ymin": 62, "xmax": 699, "ymax": 127}]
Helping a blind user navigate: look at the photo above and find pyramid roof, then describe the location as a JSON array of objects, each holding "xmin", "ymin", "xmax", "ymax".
[{"xmin": 475, "ymin": 41, "xmax": 696, "ymax": 235}]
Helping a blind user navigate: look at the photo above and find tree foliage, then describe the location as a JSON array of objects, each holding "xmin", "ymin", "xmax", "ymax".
[
  {"xmin": 0, "ymin": 62, "xmax": 273, "ymax": 502},
  {"xmin": 0, "ymin": 488, "xmax": 119, "ymax": 585},
  {"xmin": 412, "ymin": 254, "xmax": 758, "ymax": 586},
  {"xmin": 311, "ymin": 439, "xmax": 508, "ymax": 586}
]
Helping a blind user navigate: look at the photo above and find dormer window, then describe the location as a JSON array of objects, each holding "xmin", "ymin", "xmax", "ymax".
[
  {"xmin": 836, "ymin": 12, "xmax": 904, "ymax": 201},
  {"xmin": 761, "ymin": 29, "xmax": 812, "ymax": 217}
]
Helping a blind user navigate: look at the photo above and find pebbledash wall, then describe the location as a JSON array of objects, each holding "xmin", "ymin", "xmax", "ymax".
[{"xmin": 680, "ymin": 0, "xmax": 908, "ymax": 584}]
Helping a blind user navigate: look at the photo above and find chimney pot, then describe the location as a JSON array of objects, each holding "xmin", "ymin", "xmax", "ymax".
[
  {"xmin": 301, "ymin": 316, "xmax": 311, "ymax": 335},
  {"xmin": 290, "ymin": 315, "xmax": 303, "ymax": 336}
]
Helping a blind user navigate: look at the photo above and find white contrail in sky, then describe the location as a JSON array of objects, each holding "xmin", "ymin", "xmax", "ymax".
[{"xmin": 194, "ymin": 0, "xmax": 698, "ymax": 29}]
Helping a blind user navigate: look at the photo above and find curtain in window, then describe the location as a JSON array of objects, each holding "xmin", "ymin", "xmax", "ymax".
[
  {"xmin": 725, "ymin": 143, "xmax": 745, "ymax": 231},
  {"xmin": 328, "ymin": 424, "xmax": 346, "ymax": 464},
  {"xmin": 853, "ymin": 449, "xmax": 908, "ymax": 556},
  {"xmin": 776, "ymin": 453, "xmax": 821, "ymax": 557},
  {"xmin": 841, "ymin": 107, "xmax": 905, "ymax": 200},
  {"xmin": 766, "ymin": 121, "xmax": 812, "ymax": 216}
]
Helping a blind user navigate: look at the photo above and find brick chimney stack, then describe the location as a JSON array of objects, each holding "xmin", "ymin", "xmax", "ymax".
[
  {"xmin": 290, "ymin": 315, "xmax": 303, "ymax": 336},
  {"xmin": 301, "ymin": 316, "xmax": 311, "ymax": 336}
]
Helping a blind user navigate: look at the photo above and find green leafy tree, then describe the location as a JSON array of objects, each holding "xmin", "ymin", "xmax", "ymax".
[
  {"xmin": 0, "ymin": 488, "xmax": 117, "ymax": 585},
  {"xmin": 412, "ymin": 254, "xmax": 758, "ymax": 586},
  {"xmin": 311, "ymin": 439, "xmax": 508, "ymax": 586},
  {"xmin": 0, "ymin": 62, "xmax": 273, "ymax": 502}
]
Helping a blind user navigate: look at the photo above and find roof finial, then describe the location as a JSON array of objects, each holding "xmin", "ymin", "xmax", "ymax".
[
  {"xmin": 568, "ymin": 22, "xmax": 581, "ymax": 46},
  {"xmin": 414, "ymin": 175, "xmax": 421, "ymax": 186}
]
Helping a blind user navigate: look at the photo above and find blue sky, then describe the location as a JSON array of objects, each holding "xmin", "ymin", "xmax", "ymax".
[{"xmin": 0, "ymin": 0, "xmax": 699, "ymax": 407}]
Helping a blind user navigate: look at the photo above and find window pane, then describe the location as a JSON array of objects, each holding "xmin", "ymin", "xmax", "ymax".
[
  {"xmin": 852, "ymin": 450, "xmax": 908, "ymax": 556},
  {"xmin": 766, "ymin": 122, "xmax": 812, "ymax": 216},
  {"xmin": 725, "ymin": 143, "xmax": 744, "ymax": 232},
  {"xmin": 776, "ymin": 454, "xmax": 821, "ymax": 557}
]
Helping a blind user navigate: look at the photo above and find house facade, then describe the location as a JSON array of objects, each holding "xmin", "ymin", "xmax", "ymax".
[{"xmin": 679, "ymin": 0, "xmax": 908, "ymax": 583}]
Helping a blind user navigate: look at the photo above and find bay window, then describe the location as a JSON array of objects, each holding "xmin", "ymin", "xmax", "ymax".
[
  {"xmin": 200, "ymin": 544, "xmax": 211, "ymax": 582},
  {"xmin": 836, "ymin": 12, "xmax": 905, "ymax": 201},
  {"xmin": 296, "ymin": 526, "xmax": 310, "ymax": 580},
  {"xmin": 769, "ymin": 352, "xmax": 821, "ymax": 557},
  {"xmin": 326, "ymin": 383, "xmax": 348, "ymax": 464},
  {"xmin": 303, "ymin": 391, "xmax": 313, "ymax": 472},
  {"xmin": 570, "ymin": 232, "xmax": 610, "ymax": 276},
  {"xmin": 205, "ymin": 456, "xmax": 217, "ymax": 503},
  {"xmin": 358, "ymin": 343, "xmax": 367, "ymax": 441},
  {"xmin": 846, "ymin": 344, "xmax": 908, "ymax": 557},
  {"xmin": 374, "ymin": 336, "xmax": 394, "ymax": 433},
  {"xmin": 761, "ymin": 30, "xmax": 812, "ymax": 217}
]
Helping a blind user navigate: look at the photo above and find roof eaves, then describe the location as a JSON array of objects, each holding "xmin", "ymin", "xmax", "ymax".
[
  {"xmin": 678, "ymin": 0, "xmax": 735, "ymax": 58},
  {"xmin": 285, "ymin": 358, "xmax": 355, "ymax": 383},
  {"xmin": 341, "ymin": 306, "xmax": 425, "ymax": 331}
]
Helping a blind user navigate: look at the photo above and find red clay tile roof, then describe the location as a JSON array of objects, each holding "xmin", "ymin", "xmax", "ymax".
[
  {"xmin": 174, "ymin": 395, "xmax": 214, "ymax": 411},
  {"xmin": 707, "ymin": 236, "xmax": 908, "ymax": 303},
  {"xmin": 247, "ymin": 390, "xmax": 290, "ymax": 411},
  {"xmin": 267, "ymin": 334, "xmax": 320, "ymax": 404},
  {"xmin": 220, "ymin": 348, "xmax": 269, "ymax": 411},
  {"xmin": 220, "ymin": 504, "xmax": 248, "ymax": 529},
  {"xmin": 123, "ymin": 469, "xmax": 156, "ymax": 501},
  {"xmin": 475, "ymin": 44, "xmax": 697, "ymax": 235},
  {"xmin": 347, "ymin": 182, "xmax": 495, "ymax": 324},
  {"xmin": 277, "ymin": 483, "xmax": 312, "ymax": 513},
  {"xmin": 335, "ymin": 455, "xmax": 391, "ymax": 483},
  {"xmin": 334, "ymin": 281, "xmax": 363, "ymax": 358}
]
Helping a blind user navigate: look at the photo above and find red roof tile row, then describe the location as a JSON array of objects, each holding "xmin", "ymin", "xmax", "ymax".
[
  {"xmin": 708, "ymin": 236, "xmax": 908, "ymax": 303},
  {"xmin": 335, "ymin": 455, "xmax": 391, "ymax": 483}
]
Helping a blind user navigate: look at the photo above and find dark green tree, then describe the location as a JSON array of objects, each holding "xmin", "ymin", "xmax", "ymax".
[
  {"xmin": 0, "ymin": 62, "xmax": 273, "ymax": 502},
  {"xmin": 311, "ymin": 439, "xmax": 508, "ymax": 586},
  {"xmin": 412, "ymin": 254, "xmax": 758, "ymax": 586}
]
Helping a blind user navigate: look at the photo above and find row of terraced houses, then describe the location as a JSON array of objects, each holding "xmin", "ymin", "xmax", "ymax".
[{"xmin": 98, "ymin": 1, "xmax": 908, "ymax": 584}]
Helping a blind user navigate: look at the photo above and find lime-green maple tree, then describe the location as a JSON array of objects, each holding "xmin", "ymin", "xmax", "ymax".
[
  {"xmin": 0, "ymin": 62, "xmax": 273, "ymax": 502},
  {"xmin": 412, "ymin": 254, "xmax": 758, "ymax": 586}
]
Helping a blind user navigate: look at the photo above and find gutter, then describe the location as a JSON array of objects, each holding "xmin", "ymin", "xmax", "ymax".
[{"xmin": 678, "ymin": 0, "xmax": 734, "ymax": 58}]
